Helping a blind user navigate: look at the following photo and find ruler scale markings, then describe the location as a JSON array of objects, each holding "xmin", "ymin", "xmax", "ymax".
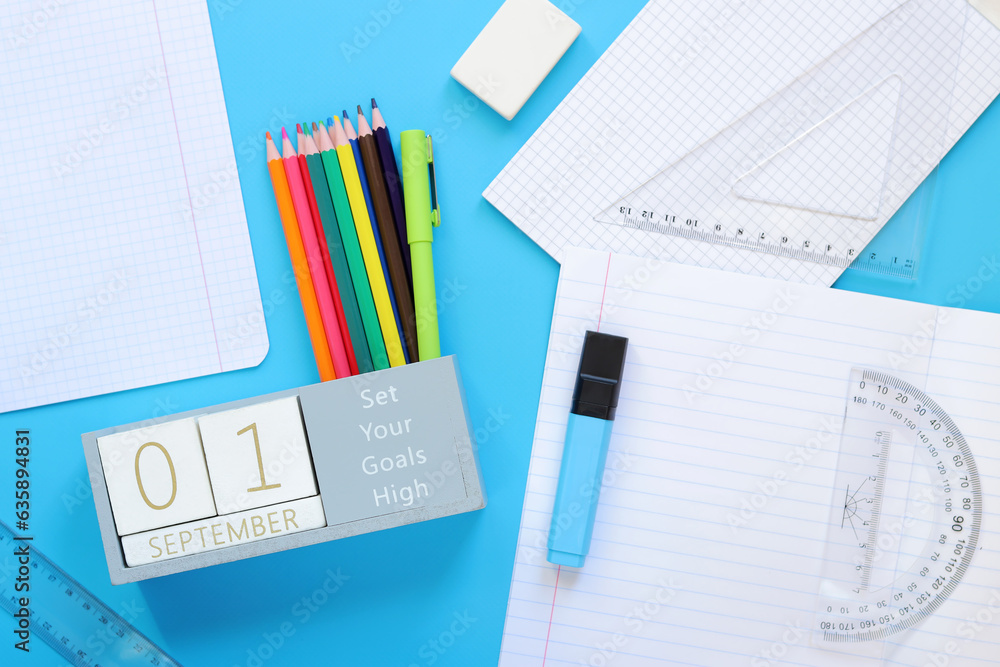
[{"xmin": 0, "ymin": 521, "xmax": 180, "ymax": 667}]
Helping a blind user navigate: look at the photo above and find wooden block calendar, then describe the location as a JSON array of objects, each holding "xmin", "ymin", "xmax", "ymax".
[{"xmin": 82, "ymin": 356, "xmax": 486, "ymax": 584}]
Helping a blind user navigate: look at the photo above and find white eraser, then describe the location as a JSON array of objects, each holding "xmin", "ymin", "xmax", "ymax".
[
  {"xmin": 451, "ymin": 0, "xmax": 581, "ymax": 120},
  {"xmin": 970, "ymin": 0, "xmax": 1000, "ymax": 29}
]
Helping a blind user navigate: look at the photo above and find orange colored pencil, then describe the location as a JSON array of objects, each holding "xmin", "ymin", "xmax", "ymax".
[{"xmin": 265, "ymin": 132, "xmax": 335, "ymax": 381}]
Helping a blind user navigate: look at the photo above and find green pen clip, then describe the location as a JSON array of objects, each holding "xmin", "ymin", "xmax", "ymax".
[{"xmin": 427, "ymin": 135, "xmax": 440, "ymax": 228}]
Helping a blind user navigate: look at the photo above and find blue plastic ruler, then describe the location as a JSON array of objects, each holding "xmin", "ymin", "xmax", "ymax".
[{"xmin": 0, "ymin": 521, "xmax": 180, "ymax": 667}]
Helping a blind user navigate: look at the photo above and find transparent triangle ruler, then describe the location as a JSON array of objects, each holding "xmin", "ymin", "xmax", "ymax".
[
  {"xmin": 597, "ymin": 0, "xmax": 967, "ymax": 280},
  {"xmin": 813, "ymin": 369, "xmax": 982, "ymax": 658},
  {"xmin": 0, "ymin": 521, "xmax": 180, "ymax": 667}
]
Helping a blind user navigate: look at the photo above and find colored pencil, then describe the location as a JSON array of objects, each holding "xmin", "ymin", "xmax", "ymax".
[
  {"xmin": 356, "ymin": 105, "xmax": 418, "ymax": 359},
  {"xmin": 316, "ymin": 121, "xmax": 390, "ymax": 370},
  {"xmin": 330, "ymin": 116, "xmax": 406, "ymax": 367},
  {"xmin": 265, "ymin": 132, "xmax": 335, "ymax": 382},
  {"xmin": 302, "ymin": 125, "xmax": 371, "ymax": 373},
  {"xmin": 343, "ymin": 112, "xmax": 410, "ymax": 363},
  {"xmin": 370, "ymin": 98, "xmax": 411, "ymax": 282},
  {"xmin": 281, "ymin": 127, "xmax": 352, "ymax": 378},
  {"xmin": 298, "ymin": 124, "xmax": 358, "ymax": 376}
]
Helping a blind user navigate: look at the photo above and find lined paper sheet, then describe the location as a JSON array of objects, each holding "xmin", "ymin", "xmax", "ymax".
[
  {"xmin": 484, "ymin": 0, "xmax": 1000, "ymax": 286},
  {"xmin": 0, "ymin": 0, "xmax": 267, "ymax": 413},
  {"xmin": 500, "ymin": 247, "xmax": 1000, "ymax": 665}
]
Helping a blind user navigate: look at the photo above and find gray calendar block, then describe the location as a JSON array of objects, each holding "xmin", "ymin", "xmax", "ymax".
[{"xmin": 81, "ymin": 356, "xmax": 486, "ymax": 584}]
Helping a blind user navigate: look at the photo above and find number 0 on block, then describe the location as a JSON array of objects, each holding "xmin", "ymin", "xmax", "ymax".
[{"xmin": 97, "ymin": 418, "xmax": 218, "ymax": 536}]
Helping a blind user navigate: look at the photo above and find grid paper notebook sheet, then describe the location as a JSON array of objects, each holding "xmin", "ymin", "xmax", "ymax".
[
  {"xmin": 484, "ymin": 0, "xmax": 1000, "ymax": 287},
  {"xmin": 0, "ymin": 0, "xmax": 267, "ymax": 413},
  {"xmin": 501, "ymin": 247, "xmax": 1000, "ymax": 665}
]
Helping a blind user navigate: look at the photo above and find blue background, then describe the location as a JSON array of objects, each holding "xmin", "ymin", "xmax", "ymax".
[{"xmin": 2, "ymin": 1, "xmax": 998, "ymax": 665}]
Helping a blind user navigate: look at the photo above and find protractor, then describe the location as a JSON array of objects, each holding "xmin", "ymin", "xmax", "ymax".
[{"xmin": 815, "ymin": 368, "xmax": 982, "ymax": 643}]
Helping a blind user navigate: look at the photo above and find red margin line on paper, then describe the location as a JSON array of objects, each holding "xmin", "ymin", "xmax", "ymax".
[
  {"xmin": 151, "ymin": 0, "xmax": 224, "ymax": 371},
  {"xmin": 541, "ymin": 251, "xmax": 614, "ymax": 665},
  {"xmin": 541, "ymin": 565, "xmax": 562, "ymax": 666}
]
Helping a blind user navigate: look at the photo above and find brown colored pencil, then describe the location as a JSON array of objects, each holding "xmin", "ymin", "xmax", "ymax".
[{"xmin": 355, "ymin": 106, "xmax": 418, "ymax": 358}]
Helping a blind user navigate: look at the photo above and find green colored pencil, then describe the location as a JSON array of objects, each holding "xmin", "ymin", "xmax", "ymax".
[{"xmin": 315, "ymin": 121, "xmax": 390, "ymax": 370}]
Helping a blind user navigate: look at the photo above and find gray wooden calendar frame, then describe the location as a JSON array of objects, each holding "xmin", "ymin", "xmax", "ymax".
[{"xmin": 81, "ymin": 356, "xmax": 486, "ymax": 584}]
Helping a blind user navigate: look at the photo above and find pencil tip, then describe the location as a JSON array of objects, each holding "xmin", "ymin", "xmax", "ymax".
[
  {"xmin": 327, "ymin": 116, "xmax": 334, "ymax": 126},
  {"xmin": 312, "ymin": 122, "xmax": 319, "ymax": 131},
  {"xmin": 342, "ymin": 109, "xmax": 349, "ymax": 120},
  {"xmin": 295, "ymin": 123, "xmax": 302, "ymax": 134},
  {"xmin": 281, "ymin": 127, "xmax": 289, "ymax": 140},
  {"xmin": 371, "ymin": 97, "xmax": 377, "ymax": 108},
  {"xmin": 265, "ymin": 131, "xmax": 271, "ymax": 140},
  {"xmin": 357, "ymin": 104, "xmax": 363, "ymax": 115}
]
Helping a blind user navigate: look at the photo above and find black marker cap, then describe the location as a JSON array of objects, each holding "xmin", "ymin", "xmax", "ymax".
[{"xmin": 571, "ymin": 331, "xmax": 629, "ymax": 420}]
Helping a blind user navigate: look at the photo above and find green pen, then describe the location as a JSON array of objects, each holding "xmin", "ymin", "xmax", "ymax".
[{"xmin": 400, "ymin": 130, "xmax": 440, "ymax": 361}]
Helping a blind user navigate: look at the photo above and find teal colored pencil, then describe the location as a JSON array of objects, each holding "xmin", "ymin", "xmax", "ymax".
[{"xmin": 302, "ymin": 125, "xmax": 373, "ymax": 373}]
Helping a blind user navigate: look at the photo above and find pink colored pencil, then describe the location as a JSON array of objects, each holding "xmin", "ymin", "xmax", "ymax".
[{"xmin": 280, "ymin": 127, "xmax": 351, "ymax": 378}]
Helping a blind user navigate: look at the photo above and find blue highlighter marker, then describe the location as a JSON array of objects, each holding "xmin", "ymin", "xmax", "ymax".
[{"xmin": 548, "ymin": 330, "xmax": 629, "ymax": 567}]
